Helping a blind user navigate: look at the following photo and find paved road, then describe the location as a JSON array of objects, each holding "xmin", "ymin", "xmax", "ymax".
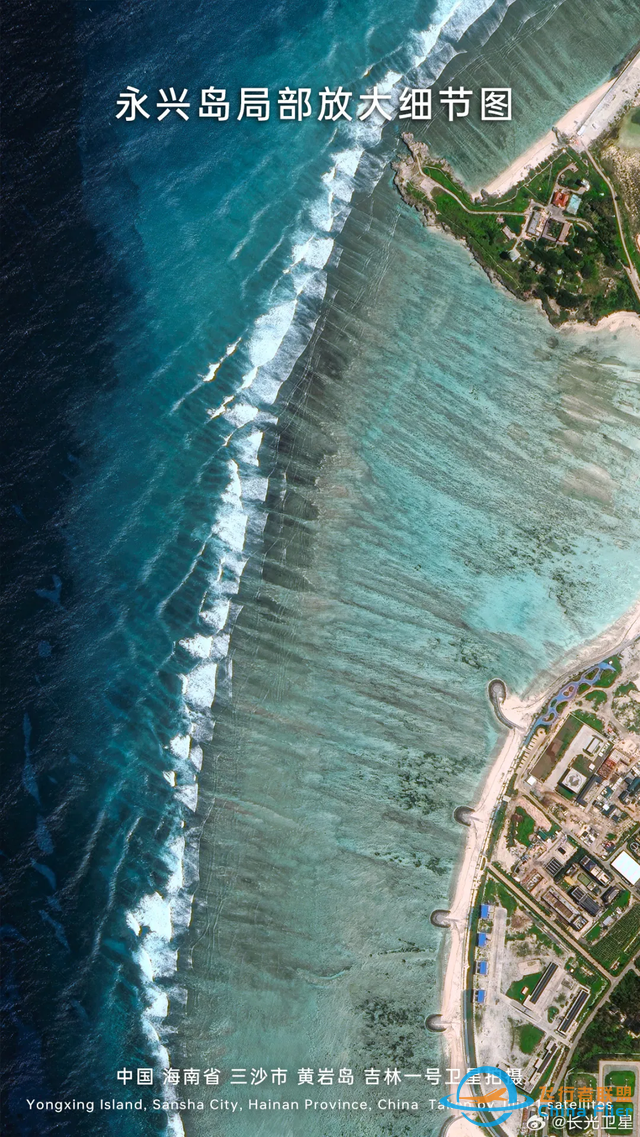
[{"xmin": 575, "ymin": 52, "xmax": 640, "ymax": 149}]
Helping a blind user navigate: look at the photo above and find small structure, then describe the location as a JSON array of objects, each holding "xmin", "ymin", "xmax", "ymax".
[
  {"xmin": 612, "ymin": 850, "xmax": 640, "ymax": 886},
  {"xmin": 477, "ymin": 931, "xmax": 488, "ymax": 947},
  {"xmin": 566, "ymin": 193, "xmax": 582, "ymax": 215},
  {"xmin": 477, "ymin": 960, "xmax": 488, "ymax": 976},
  {"xmin": 480, "ymin": 903, "xmax": 490, "ymax": 919},
  {"xmin": 476, "ymin": 989, "xmax": 486, "ymax": 1005}
]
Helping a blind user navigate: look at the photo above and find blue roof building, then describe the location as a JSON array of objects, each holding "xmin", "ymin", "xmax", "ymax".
[
  {"xmin": 480, "ymin": 903, "xmax": 490, "ymax": 919},
  {"xmin": 477, "ymin": 960, "xmax": 488, "ymax": 976},
  {"xmin": 476, "ymin": 989, "xmax": 486, "ymax": 1004},
  {"xmin": 477, "ymin": 932, "xmax": 487, "ymax": 947}
]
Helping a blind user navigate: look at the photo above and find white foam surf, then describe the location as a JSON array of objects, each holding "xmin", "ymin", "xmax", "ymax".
[{"xmin": 130, "ymin": 0, "xmax": 513, "ymax": 1089}]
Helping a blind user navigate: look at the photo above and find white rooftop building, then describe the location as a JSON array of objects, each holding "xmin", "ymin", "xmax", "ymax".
[{"xmin": 612, "ymin": 850, "xmax": 640, "ymax": 886}]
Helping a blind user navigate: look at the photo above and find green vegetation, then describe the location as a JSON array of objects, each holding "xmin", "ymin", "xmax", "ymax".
[
  {"xmin": 538, "ymin": 821, "xmax": 560, "ymax": 842},
  {"xmin": 606, "ymin": 1069, "xmax": 636, "ymax": 1095},
  {"xmin": 519, "ymin": 1023, "xmax": 544, "ymax": 1055},
  {"xmin": 592, "ymin": 904, "xmax": 640, "ymax": 972},
  {"xmin": 566, "ymin": 1071, "xmax": 598, "ymax": 1093},
  {"xmin": 572, "ymin": 709, "xmax": 606, "ymax": 734},
  {"xmin": 507, "ymin": 970, "xmax": 544, "ymax": 1003},
  {"xmin": 401, "ymin": 147, "xmax": 640, "ymax": 326},
  {"xmin": 496, "ymin": 882, "xmax": 518, "ymax": 917},
  {"xmin": 592, "ymin": 657, "xmax": 622, "ymax": 688},
  {"xmin": 486, "ymin": 800, "xmax": 507, "ymax": 859},
  {"xmin": 604, "ymin": 1070, "xmax": 636, "ymax": 1132},
  {"xmin": 572, "ymin": 970, "xmax": 640, "ymax": 1070},
  {"xmin": 615, "ymin": 682, "xmax": 638, "ymax": 698},
  {"xmin": 508, "ymin": 806, "xmax": 536, "ymax": 848},
  {"xmin": 585, "ymin": 689, "xmax": 607, "ymax": 709},
  {"xmin": 547, "ymin": 1005, "xmax": 559, "ymax": 1022}
]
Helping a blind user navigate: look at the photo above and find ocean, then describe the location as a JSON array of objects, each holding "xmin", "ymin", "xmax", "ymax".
[{"xmin": 2, "ymin": 0, "xmax": 640, "ymax": 1134}]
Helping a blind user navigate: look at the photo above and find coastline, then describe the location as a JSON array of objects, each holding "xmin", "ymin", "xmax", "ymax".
[
  {"xmin": 559, "ymin": 309, "xmax": 640, "ymax": 336},
  {"xmin": 479, "ymin": 48, "xmax": 640, "ymax": 199},
  {"xmin": 437, "ymin": 597, "xmax": 640, "ymax": 1120},
  {"xmin": 478, "ymin": 78, "xmax": 614, "ymax": 198}
]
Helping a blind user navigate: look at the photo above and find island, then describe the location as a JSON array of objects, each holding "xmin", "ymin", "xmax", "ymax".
[
  {"xmin": 434, "ymin": 616, "xmax": 640, "ymax": 1134},
  {"xmin": 394, "ymin": 51, "xmax": 640, "ymax": 327}
]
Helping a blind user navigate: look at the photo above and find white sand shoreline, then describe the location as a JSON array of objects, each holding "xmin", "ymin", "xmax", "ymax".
[
  {"xmin": 438, "ymin": 597, "xmax": 640, "ymax": 1133},
  {"xmin": 477, "ymin": 49, "xmax": 640, "ymax": 199},
  {"xmin": 559, "ymin": 310, "xmax": 640, "ymax": 337},
  {"xmin": 478, "ymin": 79, "xmax": 614, "ymax": 199}
]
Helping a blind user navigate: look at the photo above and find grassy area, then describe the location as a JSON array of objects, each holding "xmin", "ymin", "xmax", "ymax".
[
  {"xmin": 592, "ymin": 904, "xmax": 640, "ymax": 973},
  {"xmin": 566, "ymin": 1071, "xmax": 598, "ymax": 1093},
  {"xmin": 572, "ymin": 709, "xmax": 606, "ymax": 734},
  {"xmin": 519, "ymin": 1023, "xmax": 544, "ymax": 1055},
  {"xmin": 605, "ymin": 1070, "xmax": 635, "ymax": 1133},
  {"xmin": 507, "ymin": 970, "xmax": 544, "ymax": 1003},
  {"xmin": 615, "ymin": 682, "xmax": 638, "ymax": 698},
  {"xmin": 538, "ymin": 821, "xmax": 560, "ymax": 842},
  {"xmin": 592, "ymin": 657, "xmax": 622, "ymax": 688},
  {"xmin": 507, "ymin": 806, "xmax": 536, "ymax": 848},
  {"xmin": 518, "ymin": 1023, "xmax": 543, "ymax": 1055},
  {"xmin": 585, "ymin": 689, "xmax": 608, "ymax": 709}
]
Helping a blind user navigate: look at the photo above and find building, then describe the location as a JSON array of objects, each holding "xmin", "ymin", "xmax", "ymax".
[
  {"xmin": 477, "ymin": 932, "xmax": 488, "ymax": 947},
  {"xmin": 477, "ymin": 960, "xmax": 488, "ymax": 976},
  {"xmin": 546, "ymin": 857, "xmax": 563, "ymax": 877},
  {"xmin": 576, "ymin": 774, "xmax": 603, "ymax": 807},
  {"xmin": 561, "ymin": 768, "xmax": 588, "ymax": 794},
  {"xmin": 476, "ymin": 989, "xmax": 486, "ymax": 1005},
  {"xmin": 601, "ymin": 886, "xmax": 619, "ymax": 907},
  {"xmin": 542, "ymin": 886, "xmax": 580, "ymax": 925},
  {"xmin": 570, "ymin": 885, "xmax": 600, "ymax": 916},
  {"xmin": 480, "ymin": 903, "xmax": 490, "ymax": 919},
  {"xmin": 552, "ymin": 189, "xmax": 570, "ymax": 209},
  {"xmin": 557, "ymin": 989, "xmax": 588, "ymax": 1034},
  {"xmin": 528, "ymin": 963, "xmax": 558, "ymax": 1004},
  {"xmin": 527, "ymin": 210, "xmax": 545, "ymax": 237},
  {"xmin": 579, "ymin": 854, "xmax": 611, "ymax": 885},
  {"xmin": 566, "ymin": 194, "xmax": 582, "ymax": 215},
  {"xmin": 612, "ymin": 850, "xmax": 640, "ymax": 886}
]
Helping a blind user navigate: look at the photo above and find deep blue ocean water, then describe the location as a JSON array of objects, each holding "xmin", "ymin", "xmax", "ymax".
[{"xmin": 2, "ymin": 0, "xmax": 640, "ymax": 1134}]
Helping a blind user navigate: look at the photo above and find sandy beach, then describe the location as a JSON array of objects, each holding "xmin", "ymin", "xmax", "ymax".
[
  {"xmin": 479, "ymin": 80, "xmax": 614, "ymax": 198},
  {"xmin": 560, "ymin": 310, "xmax": 640, "ymax": 337},
  {"xmin": 437, "ymin": 597, "xmax": 640, "ymax": 1130},
  {"xmin": 480, "ymin": 48, "xmax": 640, "ymax": 199}
]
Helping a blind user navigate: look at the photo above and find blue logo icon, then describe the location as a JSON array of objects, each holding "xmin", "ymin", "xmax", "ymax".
[{"xmin": 440, "ymin": 1065, "xmax": 534, "ymax": 1126}]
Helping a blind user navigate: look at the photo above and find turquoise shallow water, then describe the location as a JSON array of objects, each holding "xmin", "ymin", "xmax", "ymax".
[
  {"xmin": 177, "ymin": 180, "xmax": 640, "ymax": 1133},
  {"xmin": 12, "ymin": 0, "xmax": 639, "ymax": 1133}
]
